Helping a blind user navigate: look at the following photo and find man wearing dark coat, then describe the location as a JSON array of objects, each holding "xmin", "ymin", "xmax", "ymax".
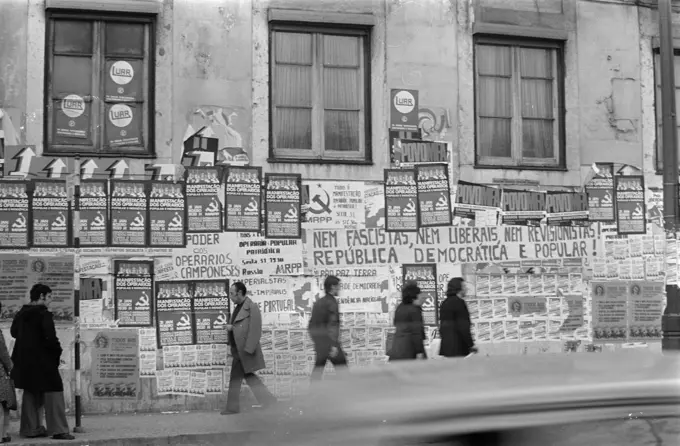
[
  {"xmin": 439, "ymin": 278, "xmax": 477, "ymax": 358},
  {"xmin": 308, "ymin": 275, "xmax": 347, "ymax": 380},
  {"xmin": 11, "ymin": 284, "xmax": 74, "ymax": 440}
]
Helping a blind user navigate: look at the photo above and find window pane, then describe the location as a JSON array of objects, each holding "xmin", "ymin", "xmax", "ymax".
[
  {"xmin": 520, "ymin": 48, "xmax": 553, "ymax": 78},
  {"xmin": 105, "ymin": 22, "xmax": 144, "ymax": 56},
  {"xmin": 324, "ymin": 35, "xmax": 359, "ymax": 67},
  {"xmin": 476, "ymin": 45, "xmax": 511, "ymax": 76},
  {"xmin": 324, "ymin": 110, "xmax": 360, "ymax": 151},
  {"xmin": 274, "ymin": 108, "xmax": 312, "ymax": 150},
  {"xmin": 522, "ymin": 79, "xmax": 553, "ymax": 118},
  {"xmin": 479, "ymin": 118, "xmax": 511, "ymax": 158},
  {"xmin": 275, "ymin": 32, "xmax": 312, "ymax": 65},
  {"xmin": 478, "ymin": 76, "xmax": 512, "ymax": 117},
  {"xmin": 52, "ymin": 56, "xmax": 92, "ymax": 96},
  {"xmin": 274, "ymin": 65, "xmax": 312, "ymax": 106},
  {"xmin": 324, "ymin": 67, "xmax": 360, "ymax": 109},
  {"xmin": 54, "ymin": 20, "xmax": 93, "ymax": 54},
  {"xmin": 522, "ymin": 119, "xmax": 554, "ymax": 158}
]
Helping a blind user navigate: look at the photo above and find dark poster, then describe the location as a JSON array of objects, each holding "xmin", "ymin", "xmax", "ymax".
[
  {"xmin": 585, "ymin": 163, "xmax": 615, "ymax": 222},
  {"xmin": 415, "ymin": 164, "xmax": 452, "ymax": 227},
  {"xmin": 454, "ymin": 181, "xmax": 502, "ymax": 220},
  {"xmin": 148, "ymin": 181, "xmax": 187, "ymax": 248},
  {"xmin": 0, "ymin": 180, "xmax": 29, "ymax": 249},
  {"xmin": 114, "ymin": 260, "xmax": 154, "ymax": 327},
  {"xmin": 185, "ymin": 167, "xmax": 223, "ymax": 233},
  {"xmin": 193, "ymin": 280, "xmax": 230, "ymax": 345},
  {"xmin": 225, "ymin": 166, "xmax": 262, "ymax": 232},
  {"xmin": 30, "ymin": 180, "xmax": 71, "ymax": 248},
  {"xmin": 264, "ymin": 173, "xmax": 301, "ymax": 239},
  {"xmin": 384, "ymin": 169, "xmax": 418, "ymax": 232},
  {"xmin": 392, "ymin": 139, "xmax": 448, "ymax": 168},
  {"xmin": 402, "ymin": 264, "xmax": 438, "ymax": 326},
  {"xmin": 501, "ymin": 189, "xmax": 546, "ymax": 226},
  {"xmin": 155, "ymin": 281, "xmax": 195, "ymax": 348},
  {"xmin": 615, "ymin": 175, "xmax": 646, "ymax": 235},
  {"xmin": 110, "ymin": 180, "xmax": 149, "ymax": 247},
  {"xmin": 545, "ymin": 191, "xmax": 589, "ymax": 227},
  {"xmin": 77, "ymin": 180, "xmax": 109, "ymax": 247}
]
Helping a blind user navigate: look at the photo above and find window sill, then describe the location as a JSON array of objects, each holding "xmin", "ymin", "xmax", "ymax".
[
  {"xmin": 43, "ymin": 151, "xmax": 156, "ymax": 159},
  {"xmin": 474, "ymin": 164, "xmax": 568, "ymax": 172},
  {"xmin": 268, "ymin": 157, "xmax": 373, "ymax": 166}
]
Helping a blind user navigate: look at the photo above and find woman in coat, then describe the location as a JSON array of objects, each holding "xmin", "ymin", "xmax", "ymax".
[
  {"xmin": 388, "ymin": 281, "xmax": 427, "ymax": 361},
  {"xmin": 439, "ymin": 278, "xmax": 476, "ymax": 358}
]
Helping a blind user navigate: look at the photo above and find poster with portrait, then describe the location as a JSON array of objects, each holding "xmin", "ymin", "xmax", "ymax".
[
  {"xmin": 148, "ymin": 181, "xmax": 187, "ymax": 247},
  {"xmin": 415, "ymin": 164, "xmax": 451, "ymax": 228},
  {"xmin": 264, "ymin": 173, "xmax": 301, "ymax": 239},
  {"xmin": 92, "ymin": 329, "xmax": 139, "ymax": 400},
  {"xmin": 585, "ymin": 163, "xmax": 615, "ymax": 222},
  {"xmin": 30, "ymin": 180, "xmax": 71, "ymax": 248},
  {"xmin": 77, "ymin": 180, "xmax": 109, "ymax": 247},
  {"xmin": 0, "ymin": 180, "xmax": 30, "ymax": 249},
  {"xmin": 193, "ymin": 280, "xmax": 230, "ymax": 345},
  {"xmin": 109, "ymin": 180, "xmax": 149, "ymax": 247},
  {"xmin": 614, "ymin": 176, "xmax": 646, "ymax": 235},
  {"xmin": 113, "ymin": 260, "xmax": 154, "ymax": 327},
  {"xmin": 185, "ymin": 167, "xmax": 223, "ymax": 233},
  {"xmin": 384, "ymin": 169, "xmax": 418, "ymax": 232},
  {"xmin": 591, "ymin": 281, "xmax": 628, "ymax": 343},
  {"xmin": 627, "ymin": 281, "xmax": 664, "ymax": 342},
  {"xmin": 225, "ymin": 166, "xmax": 262, "ymax": 232},
  {"xmin": 401, "ymin": 264, "xmax": 438, "ymax": 325},
  {"xmin": 507, "ymin": 296, "xmax": 548, "ymax": 317},
  {"xmin": 155, "ymin": 281, "xmax": 195, "ymax": 348}
]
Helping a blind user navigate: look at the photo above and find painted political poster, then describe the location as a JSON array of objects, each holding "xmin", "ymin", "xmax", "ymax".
[
  {"xmin": 0, "ymin": 180, "xmax": 30, "ymax": 249},
  {"xmin": 402, "ymin": 264, "xmax": 438, "ymax": 325},
  {"xmin": 155, "ymin": 281, "xmax": 195, "ymax": 348},
  {"xmin": 264, "ymin": 173, "xmax": 301, "ymax": 239},
  {"xmin": 77, "ymin": 180, "xmax": 109, "ymax": 247},
  {"xmin": 148, "ymin": 181, "xmax": 187, "ymax": 247},
  {"xmin": 415, "ymin": 164, "xmax": 451, "ymax": 228},
  {"xmin": 92, "ymin": 329, "xmax": 139, "ymax": 400},
  {"xmin": 225, "ymin": 166, "xmax": 262, "ymax": 232},
  {"xmin": 113, "ymin": 260, "xmax": 154, "ymax": 327},
  {"xmin": 585, "ymin": 163, "xmax": 615, "ymax": 222},
  {"xmin": 454, "ymin": 181, "xmax": 502, "ymax": 221},
  {"xmin": 185, "ymin": 167, "xmax": 223, "ymax": 233},
  {"xmin": 501, "ymin": 189, "xmax": 546, "ymax": 227},
  {"xmin": 614, "ymin": 175, "xmax": 646, "ymax": 235},
  {"xmin": 193, "ymin": 280, "xmax": 230, "ymax": 345},
  {"xmin": 302, "ymin": 181, "xmax": 366, "ymax": 229},
  {"xmin": 384, "ymin": 169, "xmax": 418, "ymax": 233},
  {"xmin": 30, "ymin": 179, "xmax": 71, "ymax": 248},
  {"xmin": 545, "ymin": 191, "xmax": 589, "ymax": 227},
  {"xmin": 110, "ymin": 180, "xmax": 149, "ymax": 247}
]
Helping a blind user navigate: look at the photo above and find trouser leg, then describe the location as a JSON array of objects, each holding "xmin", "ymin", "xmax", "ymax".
[
  {"xmin": 19, "ymin": 391, "xmax": 45, "ymax": 437},
  {"xmin": 225, "ymin": 356, "xmax": 245, "ymax": 412},
  {"xmin": 44, "ymin": 391, "xmax": 69, "ymax": 436}
]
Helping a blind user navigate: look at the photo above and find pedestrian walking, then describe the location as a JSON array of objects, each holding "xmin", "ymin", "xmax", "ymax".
[
  {"xmin": 11, "ymin": 284, "xmax": 74, "ymax": 440},
  {"xmin": 308, "ymin": 275, "xmax": 347, "ymax": 380},
  {"xmin": 388, "ymin": 281, "xmax": 427, "ymax": 361},
  {"xmin": 0, "ymin": 303, "xmax": 16, "ymax": 443},
  {"xmin": 222, "ymin": 281, "xmax": 276, "ymax": 415},
  {"xmin": 439, "ymin": 278, "xmax": 477, "ymax": 358}
]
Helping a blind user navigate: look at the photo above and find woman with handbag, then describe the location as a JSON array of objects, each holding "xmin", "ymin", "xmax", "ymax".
[{"xmin": 0, "ymin": 303, "xmax": 17, "ymax": 443}]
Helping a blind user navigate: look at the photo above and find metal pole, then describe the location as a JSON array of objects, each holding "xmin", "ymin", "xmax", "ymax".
[{"xmin": 73, "ymin": 157, "xmax": 84, "ymax": 432}]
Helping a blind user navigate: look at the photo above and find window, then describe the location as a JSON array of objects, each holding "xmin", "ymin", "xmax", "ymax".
[
  {"xmin": 474, "ymin": 36, "xmax": 565, "ymax": 168},
  {"xmin": 653, "ymin": 50, "xmax": 680, "ymax": 171},
  {"xmin": 269, "ymin": 24, "xmax": 371, "ymax": 162},
  {"xmin": 44, "ymin": 13, "xmax": 154, "ymax": 156}
]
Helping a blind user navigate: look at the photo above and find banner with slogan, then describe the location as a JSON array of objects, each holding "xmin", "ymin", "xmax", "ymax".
[
  {"xmin": 615, "ymin": 175, "xmax": 646, "ymax": 235},
  {"xmin": 303, "ymin": 181, "xmax": 365, "ymax": 229},
  {"xmin": 591, "ymin": 281, "xmax": 628, "ymax": 343},
  {"xmin": 193, "ymin": 280, "xmax": 230, "ymax": 344},
  {"xmin": 113, "ymin": 260, "xmax": 154, "ymax": 327},
  {"xmin": 237, "ymin": 233, "xmax": 303, "ymax": 276},
  {"xmin": 454, "ymin": 181, "xmax": 502, "ymax": 221},
  {"xmin": 110, "ymin": 180, "xmax": 149, "ymax": 247},
  {"xmin": 171, "ymin": 232, "xmax": 240, "ymax": 280},
  {"xmin": 384, "ymin": 169, "xmax": 418, "ymax": 232},
  {"xmin": 77, "ymin": 180, "xmax": 109, "ymax": 247},
  {"xmin": 415, "ymin": 164, "xmax": 451, "ymax": 228},
  {"xmin": 225, "ymin": 166, "xmax": 262, "ymax": 233},
  {"xmin": 335, "ymin": 274, "xmax": 392, "ymax": 314},
  {"xmin": 627, "ymin": 281, "xmax": 663, "ymax": 342},
  {"xmin": 155, "ymin": 281, "xmax": 195, "ymax": 348},
  {"xmin": 264, "ymin": 173, "xmax": 301, "ymax": 239},
  {"xmin": 501, "ymin": 189, "xmax": 546, "ymax": 227},
  {"xmin": 402, "ymin": 264, "xmax": 438, "ymax": 325},
  {"xmin": 148, "ymin": 181, "xmax": 187, "ymax": 248},
  {"xmin": 0, "ymin": 180, "xmax": 29, "ymax": 249},
  {"xmin": 185, "ymin": 167, "xmax": 223, "ymax": 233},
  {"xmin": 586, "ymin": 163, "xmax": 615, "ymax": 222},
  {"xmin": 91, "ymin": 329, "xmax": 139, "ymax": 400},
  {"xmin": 306, "ymin": 225, "xmax": 599, "ymax": 268},
  {"xmin": 242, "ymin": 276, "xmax": 315, "ymax": 326},
  {"xmin": 30, "ymin": 179, "xmax": 71, "ymax": 248},
  {"xmin": 545, "ymin": 191, "xmax": 588, "ymax": 227}
]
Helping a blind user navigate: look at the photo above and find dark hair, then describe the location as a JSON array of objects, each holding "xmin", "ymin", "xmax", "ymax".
[
  {"xmin": 401, "ymin": 281, "xmax": 421, "ymax": 304},
  {"xmin": 324, "ymin": 275, "xmax": 340, "ymax": 293},
  {"xmin": 446, "ymin": 277, "xmax": 464, "ymax": 298},
  {"xmin": 231, "ymin": 281, "xmax": 247, "ymax": 296},
  {"xmin": 30, "ymin": 283, "xmax": 52, "ymax": 302}
]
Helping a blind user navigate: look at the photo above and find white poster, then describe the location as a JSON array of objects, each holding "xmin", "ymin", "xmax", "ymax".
[
  {"xmin": 303, "ymin": 181, "xmax": 365, "ymax": 229},
  {"xmin": 171, "ymin": 233, "xmax": 241, "ymax": 280}
]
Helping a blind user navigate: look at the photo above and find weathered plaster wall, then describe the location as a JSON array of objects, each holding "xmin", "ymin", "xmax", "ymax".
[{"xmin": 0, "ymin": 0, "xmax": 29, "ymax": 138}]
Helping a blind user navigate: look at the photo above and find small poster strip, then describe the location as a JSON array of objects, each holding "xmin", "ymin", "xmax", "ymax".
[
  {"xmin": 614, "ymin": 175, "xmax": 646, "ymax": 235},
  {"xmin": 264, "ymin": 173, "xmax": 302, "ymax": 239},
  {"xmin": 155, "ymin": 281, "xmax": 195, "ymax": 348},
  {"xmin": 402, "ymin": 264, "xmax": 438, "ymax": 325},
  {"xmin": 501, "ymin": 189, "xmax": 546, "ymax": 226},
  {"xmin": 148, "ymin": 181, "xmax": 187, "ymax": 248},
  {"xmin": 415, "ymin": 164, "xmax": 452, "ymax": 227},
  {"xmin": 110, "ymin": 180, "xmax": 149, "ymax": 246},
  {"xmin": 225, "ymin": 166, "xmax": 262, "ymax": 232},
  {"xmin": 545, "ymin": 191, "xmax": 589, "ymax": 227},
  {"xmin": 76, "ymin": 180, "xmax": 109, "ymax": 247},
  {"xmin": 586, "ymin": 163, "xmax": 615, "ymax": 222},
  {"xmin": 0, "ymin": 180, "xmax": 30, "ymax": 249},
  {"xmin": 114, "ymin": 260, "xmax": 154, "ymax": 327},
  {"xmin": 193, "ymin": 280, "xmax": 230, "ymax": 345},
  {"xmin": 384, "ymin": 169, "xmax": 418, "ymax": 232},
  {"xmin": 30, "ymin": 179, "xmax": 71, "ymax": 248},
  {"xmin": 392, "ymin": 139, "xmax": 449, "ymax": 168},
  {"xmin": 454, "ymin": 181, "xmax": 502, "ymax": 220},
  {"xmin": 185, "ymin": 167, "xmax": 223, "ymax": 233}
]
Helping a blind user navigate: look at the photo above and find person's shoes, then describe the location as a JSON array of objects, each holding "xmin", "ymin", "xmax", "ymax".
[
  {"xmin": 24, "ymin": 432, "xmax": 47, "ymax": 438},
  {"xmin": 1, "ymin": 436, "xmax": 11, "ymax": 443},
  {"xmin": 220, "ymin": 409, "xmax": 239, "ymax": 415},
  {"xmin": 52, "ymin": 433, "xmax": 76, "ymax": 440}
]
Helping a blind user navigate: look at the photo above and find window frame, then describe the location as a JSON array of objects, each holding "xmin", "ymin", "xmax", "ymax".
[
  {"xmin": 268, "ymin": 22, "xmax": 372, "ymax": 164},
  {"xmin": 43, "ymin": 10, "xmax": 156, "ymax": 158},
  {"xmin": 473, "ymin": 35, "xmax": 566, "ymax": 170},
  {"xmin": 652, "ymin": 48, "xmax": 680, "ymax": 173}
]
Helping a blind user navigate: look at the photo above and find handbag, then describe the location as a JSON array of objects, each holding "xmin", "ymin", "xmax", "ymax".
[{"xmin": 3, "ymin": 376, "xmax": 16, "ymax": 411}]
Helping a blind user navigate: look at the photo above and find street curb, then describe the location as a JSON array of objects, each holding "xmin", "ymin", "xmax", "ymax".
[{"xmin": 16, "ymin": 430, "xmax": 257, "ymax": 446}]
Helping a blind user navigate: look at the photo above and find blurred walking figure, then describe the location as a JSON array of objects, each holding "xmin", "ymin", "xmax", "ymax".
[
  {"xmin": 0, "ymin": 303, "xmax": 16, "ymax": 443},
  {"xmin": 11, "ymin": 284, "xmax": 74, "ymax": 440},
  {"xmin": 309, "ymin": 276, "xmax": 347, "ymax": 380},
  {"xmin": 222, "ymin": 281, "xmax": 276, "ymax": 415},
  {"xmin": 388, "ymin": 281, "xmax": 427, "ymax": 361},
  {"xmin": 439, "ymin": 278, "xmax": 477, "ymax": 358}
]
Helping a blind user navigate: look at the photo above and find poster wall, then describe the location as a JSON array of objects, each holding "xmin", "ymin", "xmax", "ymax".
[
  {"xmin": 110, "ymin": 181, "xmax": 149, "ymax": 247},
  {"xmin": 156, "ymin": 281, "xmax": 195, "ymax": 348},
  {"xmin": 113, "ymin": 260, "xmax": 154, "ymax": 327},
  {"xmin": 585, "ymin": 163, "xmax": 614, "ymax": 222},
  {"xmin": 615, "ymin": 176, "xmax": 646, "ymax": 235},
  {"xmin": 77, "ymin": 180, "xmax": 109, "ymax": 247},
  {"xmin": 185, "ymin": 167, "xmax": 223, "ymax": 233},
  {"xmin": 30, "ymin": 180, "xmax": 71, "ymax": 248},
  {"xmin": 0, "ymin": 180, "xmax": 29, "ymax": 248},
  {"xmin": 92, "ymin": 329, "xmax": 139, "ymax": 400},
  {"xmin": 264, "ymin": 173, "xmax": 301, "ymax": 239},
  {"xmin": 225, "ymin": 166, "xmax": 262, "ymax": 233}
]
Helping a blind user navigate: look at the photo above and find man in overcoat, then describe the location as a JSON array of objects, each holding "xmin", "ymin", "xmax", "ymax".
[
  {"xmin": 439, "ymin": 278, "xmax": 477, "ymax": 358},
  {"xmin": 222, "ymin": 281, "xmax": 276, "ymax": 414}
]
